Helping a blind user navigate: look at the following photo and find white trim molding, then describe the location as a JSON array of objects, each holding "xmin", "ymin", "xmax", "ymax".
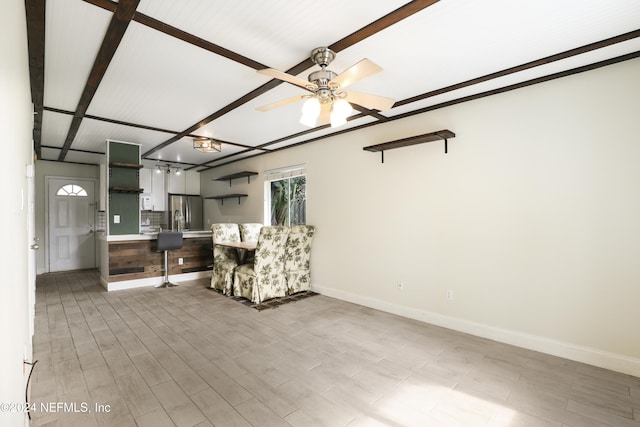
[
  {"xmin": 101, "ymin": 271, "xmax": 211, "ymax": 292},
  {"xmin": 312, "ymin": 284, "xmax": 640, "ymax": 378}
]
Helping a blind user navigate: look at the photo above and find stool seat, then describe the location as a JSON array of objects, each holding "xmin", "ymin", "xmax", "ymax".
[
  {"xmin": 156, "ymin": 232, "xmax": 183, "ymax": 288},
  {"xmin": 157, "ymin": 231, "xmax": 183, "ymax": 251}
]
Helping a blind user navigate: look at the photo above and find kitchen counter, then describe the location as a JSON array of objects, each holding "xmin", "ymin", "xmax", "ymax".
[
  {"xmin": 98, "ymin": 230, "xmax": 212, "ymax": 291},
  {"xmin": 99, "ymin": 230, "xmax": 212, "ymax": 242}
]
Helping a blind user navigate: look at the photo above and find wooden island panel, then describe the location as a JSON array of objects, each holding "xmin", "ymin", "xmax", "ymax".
[{"xmin": 108, "ymin": 237, "xmax": 212, "ymax": 282}]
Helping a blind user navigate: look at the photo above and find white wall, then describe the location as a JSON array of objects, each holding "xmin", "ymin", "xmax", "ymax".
[
  {"xmin": 0, "ymin": 1, "xmax": 36, "ymax": 425},
  {"xmin": 202, "ymin": 57, "xmax": 640, "ymax": 376}
]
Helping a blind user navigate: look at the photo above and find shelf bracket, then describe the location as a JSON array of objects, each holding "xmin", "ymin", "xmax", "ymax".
[
  {"xmin": 219, "ymin": 196, "xmax": 244, "ymax": 206},
  {"xmin": 381, "ymin": 151, "xmax": 384, "ymax": 164},
  {"xmin": 444, "ymin": 138, "xmax": 448, "ymax": 154}
]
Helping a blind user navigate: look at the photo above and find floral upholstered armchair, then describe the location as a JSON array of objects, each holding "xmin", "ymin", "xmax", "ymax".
[
  {"xmin": 210, "ymin": 223, "xmax": 241, "ymax": 295},
  {"xmin": 233, "ymin": 226, "xmax": 290, "ymax": 303},
  {"xmin": 239, "ymin": 223, "xmax": 263, "ymax": 264},
  {"xmin": 284, "ymin": 225, "xmax": 316, "ymax": 295},
  {"xmin": 239, "ymin": 223, "xmax": 263, "ymax": 242}
]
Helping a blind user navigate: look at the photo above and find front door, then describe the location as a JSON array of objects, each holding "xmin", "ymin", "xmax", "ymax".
[{"xmin": 48, "ymin": 178, "xmax": 96, "ymax": 272}]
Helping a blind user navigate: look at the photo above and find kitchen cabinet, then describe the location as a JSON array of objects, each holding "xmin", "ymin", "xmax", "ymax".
[
  {"xmin": 167, "ymin": 171, "xmax": 185, "ymax": 194},
  {"xmin": 152, "ymin": 170, "xmax": 166, "ymax": 211},
  {"xmin": 140, "ymin": 168, "xmax": 152, "ymax": 193},
  {"xmin": 168, "ymin": 170, "xmax": 200, "ymax": 195},
  {"xmin": 186, "ymin": 171, "xmax": 200, "ymax": 195},
  {"xmin": 139, "ymin": 167, "xmax": 166, "ymax": 211}
]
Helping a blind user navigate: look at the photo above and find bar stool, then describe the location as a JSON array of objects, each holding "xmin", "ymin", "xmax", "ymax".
[{"xmin": 156, "ymin": 231, "xmax": 183, "ymax": 288}]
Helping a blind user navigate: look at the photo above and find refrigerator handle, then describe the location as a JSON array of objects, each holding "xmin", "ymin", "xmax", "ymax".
[{"xmin": 185, "ymin": 198, "xmax": 190, "ymax": 229}]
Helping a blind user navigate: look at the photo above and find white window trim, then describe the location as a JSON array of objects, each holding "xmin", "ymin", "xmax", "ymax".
[{"xmin": 263, "ymin": 164, "xmax": 306, "ymax": 226}]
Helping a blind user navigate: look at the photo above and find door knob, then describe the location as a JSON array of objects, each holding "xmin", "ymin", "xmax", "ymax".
[{"xmin": 30, "ymin": 243, "xmax": 40, "ymax": 250}]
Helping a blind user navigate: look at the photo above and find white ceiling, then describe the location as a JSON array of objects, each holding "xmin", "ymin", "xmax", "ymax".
[{"xmin": 31, "ymin": 0, "xmax": 640, "ymax": 171}]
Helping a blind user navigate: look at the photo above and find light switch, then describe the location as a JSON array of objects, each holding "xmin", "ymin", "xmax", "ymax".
[{"xmin": 114, "ymin": 215, "xmax": 120, "ymax": 224}]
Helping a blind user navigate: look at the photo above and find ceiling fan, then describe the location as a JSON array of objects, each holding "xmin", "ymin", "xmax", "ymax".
[{"xmin": 256, "ymin": 47, "xmax": 395, "ymax": 128}]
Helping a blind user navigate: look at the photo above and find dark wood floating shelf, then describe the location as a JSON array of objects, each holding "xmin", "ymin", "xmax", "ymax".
[
  {"xmin": 212, "ymin": 171, "xmax": 258, "ymax": 186},
  {"xmin": 109, "ymin": 187, "xmax": 144, "ymax": 193},
  {"xmin": 205, "ymin": 194, "xmax": 248, "ymax": 205},
  {"xmin": 109, "ymin": 162, "xmax": 144, "ymax": 169},
  {"xmin": 363, "ymin": 129, "xmax": 456, "ymax": 163}
]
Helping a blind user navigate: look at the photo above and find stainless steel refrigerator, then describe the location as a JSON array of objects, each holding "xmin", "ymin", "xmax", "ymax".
[{"xmin": 168, "ymin": 194, "xmax": 203, "ymax": 231}]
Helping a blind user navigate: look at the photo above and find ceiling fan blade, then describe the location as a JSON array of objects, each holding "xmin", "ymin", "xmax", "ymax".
[
  {"xmin": 257, "ymin": 68, "xmax": 317, "ymax": 91},
  {"xmin": 345, "ymin": 91, "xmax": 395, "ymax": 111},
  {"xmin": 256, "ymin": 94, "xmax": 307, "ymax": 112},
  {"xmin": 330, "ymin": 58, "xmax": 383, "ymax": 89}
]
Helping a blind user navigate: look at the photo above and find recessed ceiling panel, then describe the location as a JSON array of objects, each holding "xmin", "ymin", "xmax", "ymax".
[
  {"xmin": 265, "ymin": 116, "xmax": 379, "ymax": 151},
  {"xmin": 86, "ymin": 21, "xmax": 263, "ymax": 131},
  {"xmin": 34, "ymin": 0, "xmax": 640, "ymax": 170},
  {"xmin": 199, "ymin": 82, "xmax": 313, "ymax": 147},
  {"xmin": 136, "ymin": 0, "xmax": 410, "ymax": 70},
  {"xmin": 326, "ymin": 0, "xmax": 640, "ymax": 106},
  {"xmin": 385, "ymin": 38, "xmax": 640, "ymax": 119},
  {"xmin": 196, "ymin": 149, "xmax": 267, "ymax": 172},
  {"xmin": 74, "ymin": 117, "xmax": 177, "ymax": 156},
  {"xmin": 44, "ymin": 0, "xmax": 112, "ymax": 110},
  {"xmin": 41, "ymin": 110, "xmax": 73, "ymax": 148},
  {"xmin": 40, "ymin": 147, "xmax": 62, "ymax": 162},
  {"xmin": 146, "ymin": 137, "xmax": 249, "ymax": 167},
  {"xmin": 62, "ymin": 151, "xmax": 104, "ymax": 166}
]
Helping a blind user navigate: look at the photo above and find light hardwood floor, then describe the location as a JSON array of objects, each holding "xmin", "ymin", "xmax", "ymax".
[{"xmin": 30, "ymin": 270, "xmax": 639, "ymax": 427}]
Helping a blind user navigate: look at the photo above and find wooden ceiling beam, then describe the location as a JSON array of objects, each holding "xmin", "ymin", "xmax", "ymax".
[
  {"xmin": 144, "ymin": 0, "xmax": 439, "ymax": 158},
  {"xmin": 84, "ymin": 0, "xmax": 268, "ymax": 70},
  {"xmin": 58, "ymin": 0, "xmax": 140, "ymax": 161},
  {"xmin": 25, "ymin": 0, "xmax": 46, "ymax": 159},
  {"xmin": 396, "ymin": 28, "xmax": 640, "ymax": 108}
]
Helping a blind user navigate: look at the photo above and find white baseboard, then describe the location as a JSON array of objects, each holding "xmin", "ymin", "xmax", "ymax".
[
  {"xmin": 312, "ymin": 284, "xmax": 640, "ymax": 378},
  {"xmin": 104, "ymin": 271, "xmax": 211, "ymax": 292}
]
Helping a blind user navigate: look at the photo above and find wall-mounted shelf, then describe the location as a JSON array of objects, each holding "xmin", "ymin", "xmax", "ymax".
[
  {"xmin": 212, "ymin": 171, "xmax": 258, "ymax": 186},
  {"xmin": 363, "ymin": 130, "xmax": 455, "ymax": 163},
  {"xmin": 109, "ymin": 187, "xmax": 144, "ymax": 193},
  {"xmin": 206, "ymin": 194, "xmax": 247, "ymax": 205},
  {"xmin": 109, "ymin": 162, "xmax": 144, "ymax": 169}
]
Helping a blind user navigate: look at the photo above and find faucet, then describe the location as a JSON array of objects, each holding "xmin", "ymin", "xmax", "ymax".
[{"xmin": 174, "ymin": 210, "xmax": 184, "ymax": 231}]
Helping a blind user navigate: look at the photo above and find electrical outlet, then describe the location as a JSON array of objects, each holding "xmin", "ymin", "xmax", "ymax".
[
  {"xmin": 446, "ymin": 289, "xmax": 454, "ymax": 301},
  {"xmin": 397, "ymin": 281, "xmax": 404, "ymax": 291},
  {"xmin": 178, "ymin": 257, "xmax": 184, "ymax": 265},
  {"xmin": 113, "ymin": 214, "xmax": 120, "ymax": 224}
]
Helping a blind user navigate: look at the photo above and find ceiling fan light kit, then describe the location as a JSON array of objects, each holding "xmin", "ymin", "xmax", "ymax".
[
  {"xmin": 258, "ymin": 47, "xmax": 395, "ymax": 129},
  {"xmin": 300, "ymin": 97, "xmax": 321, "ymax": 127},
  {"xmin": 192, "ymin": 136, "xmax": 221, "ymax": 153}
]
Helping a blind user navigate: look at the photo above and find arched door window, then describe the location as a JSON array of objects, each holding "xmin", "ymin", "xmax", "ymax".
[{"xmin": 56, "ymin": 184, "xmax": 88, "ymax": 197}]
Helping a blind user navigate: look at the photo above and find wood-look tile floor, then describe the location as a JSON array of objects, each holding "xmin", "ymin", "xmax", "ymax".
[{"xmin": 30, "ymin": 270, "xmax": 640, "ymax": 427}]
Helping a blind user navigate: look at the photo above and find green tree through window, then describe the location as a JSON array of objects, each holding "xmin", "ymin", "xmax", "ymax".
[{"xmin": 270, "ymin": 175, "xmax": 306, "ymax": 226}]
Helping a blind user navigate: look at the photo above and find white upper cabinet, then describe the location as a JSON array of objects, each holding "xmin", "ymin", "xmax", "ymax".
[
  {"xmin": 152, "ymin": 170, "xmax": 166, "ymax": 211},
  {"xmin": 140, "ymin": 168, "xmax": 152, "ymax": 193},
  {"xmin": 167, "ymin": 171, "xmax": 185, "ymax": 194},
  {"xmin": 140, "ymin": 168, "xmax": 166, "ymax": 211},
  {"xmin": 168, "ymin": 170, "xmax": 199, "ymax": 195},
  {"xmin": 186, "ymin": 171, "xmax": 200, "ymax": 195}
]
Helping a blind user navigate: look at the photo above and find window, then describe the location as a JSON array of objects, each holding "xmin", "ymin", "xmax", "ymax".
[
  {"xmin": 56, "ymin": 184, "xmax": 88, "ymax": 196},
  {"xmin": 264, "ymin": 165, "xmax": 306, "ymax": 226}
]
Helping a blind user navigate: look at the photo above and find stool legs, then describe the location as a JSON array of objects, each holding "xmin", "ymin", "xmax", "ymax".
[{"xmin": 156, "ymin": 250, "xmax": 178, "ymax": 288}]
